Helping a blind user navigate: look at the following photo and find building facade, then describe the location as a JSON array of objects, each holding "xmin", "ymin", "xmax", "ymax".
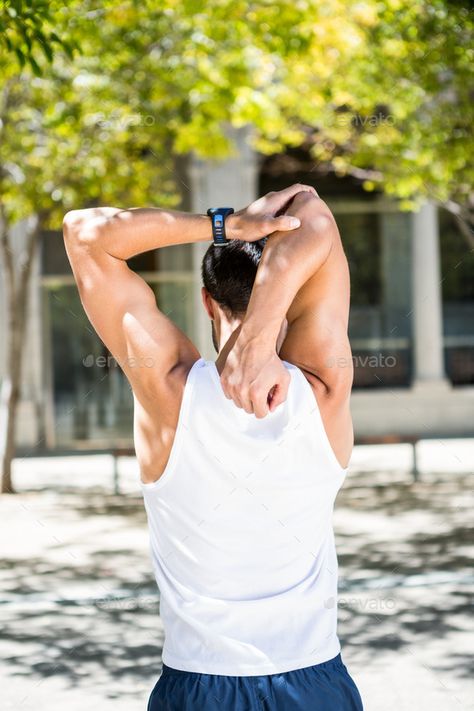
[{"xmin": 2, "ymin": 130, "xmax": 473, "ymax": 450}]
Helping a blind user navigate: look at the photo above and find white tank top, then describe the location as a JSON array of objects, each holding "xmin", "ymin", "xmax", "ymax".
[{"xmin": 140, "ymin": 357, "xmax": 348, "ymax": 676}]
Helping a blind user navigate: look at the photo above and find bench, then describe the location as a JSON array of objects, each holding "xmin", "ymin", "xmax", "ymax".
[
  {"xmin": 354, "ymin": 432, "xmax": 470, "ymax": 481},
  {"xmin": 110, "ymin": 446, "xmax": 136, "ymax": 493},
  {"xmin": 354, "ymin": 435, "xmax": 430, "ymax": 482}
]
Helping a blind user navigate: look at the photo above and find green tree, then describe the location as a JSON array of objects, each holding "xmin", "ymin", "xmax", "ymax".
[
  {"xmin": 86, "ymin": 0, "xmax": 472, "ymax": 224},
  {"xmin": 0, "ymin": 0, "xmax": 77, "ymax": 73},
  {"xmin": 0, "ymin": 1, "xmax": 177, "ymax": 492}
]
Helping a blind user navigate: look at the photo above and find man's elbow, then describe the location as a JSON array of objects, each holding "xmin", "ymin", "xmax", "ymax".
[
  {"xmin": 291, "ymin": 192, "xmax": 336, "ymax": 229},
  {"xmin": 62, "ymin": 209, "xmax": 99, "ymax": 247},
  {"xmin": 290, "ymin": 193, "xmax": 338, "ymax": 254},
  {"xmin": 325, "ymin": 359, "xmax": 354, "ymax": 399},
  {"xmin": 320, "ymin": 342, "xmax": 354, "ymax": 399}
]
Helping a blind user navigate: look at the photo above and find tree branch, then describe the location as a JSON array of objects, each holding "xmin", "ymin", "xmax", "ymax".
[{"xmin": 439, "ymin": 198, "xmax": 474, "ymax": 250}]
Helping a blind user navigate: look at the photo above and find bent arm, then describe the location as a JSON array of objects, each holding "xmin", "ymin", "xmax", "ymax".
[
  {"xmin": 63, "ymin": 190, "xmax": 307, "ymax": 261},
  {"xmin": 277, "ymin": 195, "xmax": 352, "ymax": 395},
  {"xmin": 63, "ymin": 208, "xmax": 202, "ymax": 405},
  {"xmin": 63, "ymin": 207, "xmax": 213, "ymax": 261},
  {"xmin": 221, "ymin": 191, "xmax": 352, "ymax": 416},
  {"xmin": 240, "ymin": 193, "xmax": 337, "ymax": 357}
]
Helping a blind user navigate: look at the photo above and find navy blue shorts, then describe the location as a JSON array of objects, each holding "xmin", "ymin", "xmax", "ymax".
[{"xmin": 147, "ymin": 653, "xmax": 363, "ymax": 710}]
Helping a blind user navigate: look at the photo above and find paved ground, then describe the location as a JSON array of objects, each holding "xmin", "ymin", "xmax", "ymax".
[{"xmin": 1, "ymin": 441, "xmax": 473, "ymax": 710}]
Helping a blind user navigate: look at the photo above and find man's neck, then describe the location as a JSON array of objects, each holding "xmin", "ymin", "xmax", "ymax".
[
  {"xmin": 214, "ymin": 318, "xmax": 288, "ymax": 375},
  {"xmin": 215, "ymin": 324, "xmax": 243, "ymax": 375}
]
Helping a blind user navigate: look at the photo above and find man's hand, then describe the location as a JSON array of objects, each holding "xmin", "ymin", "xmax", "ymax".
[
  {"xmin": 227, "ymin": 183, "xmax": 317, "ymax": 242},
  {"xmin": 220, "ymin": 333, "xmax": 291, "ymax": 419}
]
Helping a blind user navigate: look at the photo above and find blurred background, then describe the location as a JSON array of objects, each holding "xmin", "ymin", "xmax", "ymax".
[{"xmin": 0, "ymin": 1, "xmax": 472, "ymax": 710}]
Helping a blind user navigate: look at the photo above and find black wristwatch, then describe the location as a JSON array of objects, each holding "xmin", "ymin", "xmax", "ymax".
[{"xmin": 207, "ymin": 207, "xmax": 234, "ymax": 246}]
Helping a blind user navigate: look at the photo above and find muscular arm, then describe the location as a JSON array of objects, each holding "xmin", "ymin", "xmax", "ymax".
[
  {"xmin": 277, "ymin": 193, "xmax": 352, "ymax": 394},
  {"xmin": 62, "ymin": 208, "xmax": 210, "ymax": 406},
  {"xmin": 221, "ymin": 191, "xmax": 353, "ymax": 466}
]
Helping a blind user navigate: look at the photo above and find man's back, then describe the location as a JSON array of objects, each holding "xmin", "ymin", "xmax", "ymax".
[
  {"xmin": 64, "ymin": 184, "xmax": 363, "ymax": 707},
  {"xmin": 141, "ymin": 358, "xmax": 347, "ymax": 675}
]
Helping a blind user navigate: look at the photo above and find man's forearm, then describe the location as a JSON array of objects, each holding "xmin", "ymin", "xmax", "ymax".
[
  {"xmin": 63, "ymin": 184, "xmax": 313, "ymax": 262},
  {"xmin": 63, "ymin": 207, "xmax": 215, "ymax": 260},
  {"xmin": 240, "ymin": 195, "xmax": 336, "ymax": 346}
]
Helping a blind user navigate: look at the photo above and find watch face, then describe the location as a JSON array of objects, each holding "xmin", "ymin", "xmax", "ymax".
[{"xmin": 209, "ymin": 208, "xmax": 232, "ymax": 245}]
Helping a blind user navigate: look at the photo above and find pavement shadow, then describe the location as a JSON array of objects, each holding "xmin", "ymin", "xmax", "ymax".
[{"xmin": 1, "ymin": 471, "xmax": 472, "ymax": 694}]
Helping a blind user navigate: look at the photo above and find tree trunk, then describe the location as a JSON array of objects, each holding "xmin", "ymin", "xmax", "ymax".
[
  {"xmin": 0, "ymin": 211, "xmax": 39, "ymax": 494},
  {"xmin": 0, "ymin": 329, "xmax": 22, "ymax": 494}
]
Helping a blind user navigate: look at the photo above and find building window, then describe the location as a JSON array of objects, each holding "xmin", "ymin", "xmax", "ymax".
[
  {"xmin": 439, "ymin": 209, "xmax": 474, "ymax": 386},
  {"xmin": 334, "ymin": 210, "xmax": 412, "ymax": 389}
]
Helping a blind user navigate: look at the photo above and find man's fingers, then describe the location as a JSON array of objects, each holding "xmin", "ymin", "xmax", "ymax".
[
  {"xmin": 271, "ymin": 214, "xmax": 301, "ymax": 232},
  {"xmin": 239, "ymin": 392, "xmax": 253, "ymax": 414},
  {"xmin": 249, "ymin": 384, "xmax": 269, "ymax": 419},
  {"xmin": 221, "ymin": 371, "xmax": 253, "ymax": 412},
  {"xmin": 261, "ymin": 184, "xmax": 318, "ymax": 225},
  {"xmin": 233, "ymin": 384, "xmax": 270, "ymax": 417},
  {"xmin": 252, "ymin": 399, "xmax": 269, "ymax": 419},
  {"xmin": 220, "ymin": 375, "xmax": 233, "ymax": 400},
  {"xmin": 278, "ymin": 183, "xmax": 317, "ymax": 201},
  {"xmin": 268, "ymin": 374, "xmax": 290, "ymax": 412},
  {"xmin": 268, "ymin": 386, "xmax": 284, "ymax": 412},
  {"xmin": 221, "ymin": 366, "xmax": 289, "ymax": 417}
]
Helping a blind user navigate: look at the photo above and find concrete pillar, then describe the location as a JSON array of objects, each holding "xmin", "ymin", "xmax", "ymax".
[
  {"xmin": 187, "ymin": 126, "xmax": 259, "ymax": 358},
  {"xmin": 411, "ymin": 202, "xmax": 449, "ymax": 388}
]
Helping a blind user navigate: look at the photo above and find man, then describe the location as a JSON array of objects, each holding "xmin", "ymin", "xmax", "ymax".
[{"xmin": 63, "ymin": 183, "xmax": 362, "ymax": 710}]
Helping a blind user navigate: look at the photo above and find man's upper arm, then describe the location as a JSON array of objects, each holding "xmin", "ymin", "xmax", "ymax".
[
  {"xmin": 63, "ymin": 217, "xmax": 199, "ymax": 404},
  {"xmin": 278, "ymin": 199, "xmax": 353, "ymax": 398}
]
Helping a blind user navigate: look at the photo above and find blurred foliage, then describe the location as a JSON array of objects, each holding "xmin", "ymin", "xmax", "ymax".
[
  {"xmin": 0, "ymin": 0, "xmax": 77, "ymax": 73},
  {"xmin": 0, "ymin": 0, "xmax": 472, "ymax": 228}
]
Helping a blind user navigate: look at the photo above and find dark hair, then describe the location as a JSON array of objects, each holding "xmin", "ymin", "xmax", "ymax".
[{"xmin": 201, "ymin": 238, "xmax": 267, "ymax": 316}]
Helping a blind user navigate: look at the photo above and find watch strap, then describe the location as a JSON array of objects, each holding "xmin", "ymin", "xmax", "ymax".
[{"xmin": 207, "ymin": 207, "xmax": 234, "ymax": 246}]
